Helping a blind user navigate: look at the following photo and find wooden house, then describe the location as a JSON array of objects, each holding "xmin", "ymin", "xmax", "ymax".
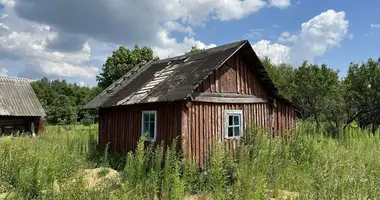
[
  {"xmin": 85, "ymin": 40, "xmax": 299, "ymax": 166},
  {"xmin": 0, "ymin": 77, "xmax": 46, "ymax": 135}
]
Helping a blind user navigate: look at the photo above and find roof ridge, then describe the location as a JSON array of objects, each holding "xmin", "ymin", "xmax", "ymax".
[{"xmin": 0, "ymin": 76, "xmax": 31, "ymax": 84}]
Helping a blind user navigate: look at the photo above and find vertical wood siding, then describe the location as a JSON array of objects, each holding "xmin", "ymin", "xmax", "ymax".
[
  {"xmin": 98, "ymin": 102, "xmax": 183, "ymax": 152},
  {"xmin": 196, "ymin": 53, "xmax": 268, "ymax": 97},
  {"xmin": 182, "ymin": 101, "xmax": 297, "ymax": 167},
  {"xmin": 183, "ymin": 102, "xmax": 277, "ymax": 167},
  {"xmin": 273, "ymin": 100, "xmax": 297, "ymax": 136}
]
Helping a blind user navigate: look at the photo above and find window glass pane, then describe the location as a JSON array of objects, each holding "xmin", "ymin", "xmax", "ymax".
[
  {"xmin": 234, "ymin": 126, "xmax": 240, "ymax": 136},
  {"xmin": 143, "ymin": 122, "xmax": 150, "ymax": 135},
  {"xmin": 234, "ymin": 126, "xmax": 240, "ymax": 137},
  {"xmin": 228, "ymin": 127, "xmax": 233, "ymax": 137},
  {"xmin": 149, "ymin": 122, "xmax": 155, "ymax": 138},
  {"xmin": 143, "ymin": 114, "xmax": 149, "ymax": 122},
  {"xmin": 150, "ymin": 113, "xmax": 155, "ymax": 122},
  {"xmin": 234, "ymin": 115, "xmax": 240, "ymax": 125},
  {"xmin": 229, "ymin": 115, "xmax": 233, "ymax": 125}
]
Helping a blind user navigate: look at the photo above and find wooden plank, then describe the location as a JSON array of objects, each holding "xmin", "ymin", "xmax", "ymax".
[
  {"xmin": 244, "ymin": 58, "xmax": 248, "ymax": 94},
  {"xmin": 210, "ymin": 73, "xmax": 215, "ymax": 93},
  {"xmin": 236, "ymin": 55, "xmax": 241, "ymax": 94},
  {"xmin": 191, "ymin": 93, "xmax": 267, "ymax": 103},
  {"xmin": 191, "ymin": 104, "xmax": 195, "ymax": 161},
  {"xmin": 200, "ymin": 103, "xmax": 204, "ymax": 168},
  {"xmin": 215, "ymin": 68, "xmax": 220, "ymax": 92}
]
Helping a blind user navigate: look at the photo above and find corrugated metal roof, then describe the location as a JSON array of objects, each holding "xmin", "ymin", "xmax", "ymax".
[
  {"xmin": 0, "ymin": 77, "xmax": 46, "ymax": 117},
  {"xmin": 84, "ymin": 40, "xmax": 293, "ymax": 109}
]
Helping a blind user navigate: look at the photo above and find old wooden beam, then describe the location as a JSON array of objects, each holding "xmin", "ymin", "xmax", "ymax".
[{"xmin": 190, "ymin": 92, "xmax": 267, "ymax": 104}]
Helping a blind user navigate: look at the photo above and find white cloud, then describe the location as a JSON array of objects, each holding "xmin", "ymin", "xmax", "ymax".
[
  {"xmin": 252, "ymin": 40, "xmax": 290, "ymax": 65},
  {"xmin": 152, "ymin": 28, "xmax": 217, "ymax": 58},
  {"xmin": 79, "ymin": 81, "xmax": 87, "ymax": 87},
  {"xmin": 0, "ymin": 8, "xmax": 99, "ymax": 79},
  {"xmin": 0, "ymin": 0, "xmax": 15, "ymax": 7},
  {"xmin": 252, "ymin": 9, "xmax": 349, "ymax": 65},
  {"xmin": 0, "ymin": 68, "xmax": 8, "ymax": 77},
  {"xmin": 278, "ymin": 31, "xmax": 298, "ymax": 43},
  {"xmin": 268, "ymin": 0, "xmax": 291, "ymax": 8},
  {"xmin": 0, "ymin": 0, "xmax": 293, "ymax": 84},
  {"xmin": 371, "ymin": 24, "xmax": 380, "ymax": 28},
  {"xmin": 163, "ymin": 21, "xmax": 195, "ymax": 36},
  {"xmin": 290, "ymin": 9, "xmax": 348, "ymax": 64}
]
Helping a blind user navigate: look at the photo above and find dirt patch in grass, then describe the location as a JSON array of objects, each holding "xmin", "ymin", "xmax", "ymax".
[{"xmin": 77, "ymin": 168, "xmax": 122, "ymax": 191}]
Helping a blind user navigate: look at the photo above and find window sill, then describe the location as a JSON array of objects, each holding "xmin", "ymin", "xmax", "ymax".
[
  {"xmin": 225, "ymin": 136, "xmax": 242, "ymax": 140},
  {"xmin": 142, "ymin": 138, "xmax": 156, "ymax": 142}
]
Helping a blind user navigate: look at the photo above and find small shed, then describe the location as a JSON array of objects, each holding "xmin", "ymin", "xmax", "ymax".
[
  {"xmin": 0, "ymin": 77, "xmax": 46, "ymax": 135},
  {"xmin": 85, "ymin": 40, "xmax": 299, "ymax": 166}
]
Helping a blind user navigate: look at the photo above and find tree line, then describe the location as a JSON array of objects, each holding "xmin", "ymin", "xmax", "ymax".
[{"xmin": 264, "ymin": 57, "xmax": 380, "ymax": 134}]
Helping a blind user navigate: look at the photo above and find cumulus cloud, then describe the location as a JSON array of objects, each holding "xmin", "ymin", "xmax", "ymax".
[
  {"xmin": 0, "ymin": 0, "xmax": 292, "ymax": 84},
  {"xmin": 278, "ymin": 31, "xmax": 298, "ymax": 43},
  {"xmin": 268, "ymin": 0, "xmax": 291, "ymax": 8},
  {"xmin": 371, "ymin": 24, "xmax": 380, "ymax": 28},
  {"xmin": 0, "ymin": 68, "xmax": 8, "ymax": 77},
  {"xmin": 12, "ymin": 0, "xmax": 290, "ymax": 45},
  {"xmin": 152, "ymin": 28, "xmax": 217, "ymax": 58},
  {"xmin": 252, "ymin": 40, "xmax": 290, "ymax": 65},
  {"xmin": 0, "ymin": 6, "xmax": 99, "ymax": 80},
  {"xmin": 252, "ymin": 9, "xmax": 349, "ymax": 65},
  {"xmin": 290, "ymin": 9, "xmax": 348, "ymax": 64},
  {"xmin": 163, "ymin": 21, "xmax": 195, "ymax": 36}
]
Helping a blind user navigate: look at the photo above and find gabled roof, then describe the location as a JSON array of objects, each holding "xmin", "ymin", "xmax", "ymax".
[
  {"xmin": 85, "ymin": 40, "xmax": 289, "ymax": 109},
  {"xmin": 0, "ymin": 77, "xmax": 46, "ymax": 117}
]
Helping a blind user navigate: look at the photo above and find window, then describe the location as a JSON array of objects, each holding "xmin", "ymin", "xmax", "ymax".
[
  {"xmin": 141, "ymin": 110, "xmax": 157, "ymax": 141},
  {"xmin": 224, "ymin": 110, "xmax": 243, "ymax": 139}
]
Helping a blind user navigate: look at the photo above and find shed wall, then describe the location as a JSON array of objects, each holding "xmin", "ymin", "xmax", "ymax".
[{"xmin": 98, "ymin": 102, "xmax": 183, "ymax": 152}]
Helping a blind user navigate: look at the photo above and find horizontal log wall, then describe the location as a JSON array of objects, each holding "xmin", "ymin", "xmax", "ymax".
[
  {"xmin": 196, "ymin": 53, "xmax": 268, "ymax": 97},
  {"xmin": 98, "ymin": 102, "xmax": 182, "ymax": 152}
]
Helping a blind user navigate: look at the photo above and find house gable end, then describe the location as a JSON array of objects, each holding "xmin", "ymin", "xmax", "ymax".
[{"xmin": 193, "ymin": 50, "xmax": 269, "ymax": 98}]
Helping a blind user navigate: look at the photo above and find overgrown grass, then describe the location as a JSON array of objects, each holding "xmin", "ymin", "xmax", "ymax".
[{"xmin": 1, "ymin": 123, "xmax": 380, "ymax": 199}]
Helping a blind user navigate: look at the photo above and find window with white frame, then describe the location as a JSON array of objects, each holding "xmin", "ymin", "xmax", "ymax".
[
  {"xmin": 141, "ymin": 110, "xmax": 157, "ymax": 141},
  {"xmin": 224, "ymin": 110, "xmax": 243, "ymax": 139}
]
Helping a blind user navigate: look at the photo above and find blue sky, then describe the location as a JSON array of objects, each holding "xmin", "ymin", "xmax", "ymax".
[{"xmin": 0, "ymin": 0, "xmax": 379, "ymax": 86}]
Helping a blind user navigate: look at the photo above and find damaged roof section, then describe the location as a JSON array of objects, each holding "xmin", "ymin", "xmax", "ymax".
[
  {"xmin": 0, "ymin": 77, "xmax": 46, "ymax": 117},
  {"xmin": 84, "ymin": 40, "xmax": 288, "ymax": 109}
]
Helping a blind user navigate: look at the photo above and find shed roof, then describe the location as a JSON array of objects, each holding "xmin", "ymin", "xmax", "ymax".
[
  {"xmin": 0, "ymin": 77, "xmax": 46, "ymax": 117},
  {"xmin": 85, "ymin": 40, "xmax": 292, "ymax": 109}
]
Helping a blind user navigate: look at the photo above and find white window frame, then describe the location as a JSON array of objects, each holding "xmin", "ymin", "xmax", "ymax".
[
  {"xmin": 141, "ymin": 110, "xmax": 157, "ymax": 142},
  {"xmin": 224, "ymin": 110, "xmax": 243, "ymax": 139}
]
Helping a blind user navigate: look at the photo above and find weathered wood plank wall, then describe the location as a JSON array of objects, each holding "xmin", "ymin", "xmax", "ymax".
[
  {"xmin": 98, "ymin": 102, "xmax": 182, "ymax": 152},
  {"xmin": 183, "ymin": 102, "xmax": 273, "ymax": 167},
  {"xmin": 196, "ymin": 53, "xmax": 268, "ymax": 97}
]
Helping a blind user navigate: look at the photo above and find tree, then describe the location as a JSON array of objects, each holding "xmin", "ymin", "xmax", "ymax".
[
  {"xmin": 185, "ymin": 46, "xmax": 203, "ymax": 55},
  {"xmin": 96, "ymin": 45, "xmax": 158, "ymax": 89},
  {"xmin": 290, "ymin": 62, "xmax": 340, "ymax": 129},
  {"xmin": 343, "ymin": 58, "xmax": 380, "ymax": 133},
  {"xmin": 262, "ymin": 57, "xmax": 294, "ymax": 99},
  {"xmin": 31, "ymin": 78, "xmax": 101, "ymax": 125}
]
